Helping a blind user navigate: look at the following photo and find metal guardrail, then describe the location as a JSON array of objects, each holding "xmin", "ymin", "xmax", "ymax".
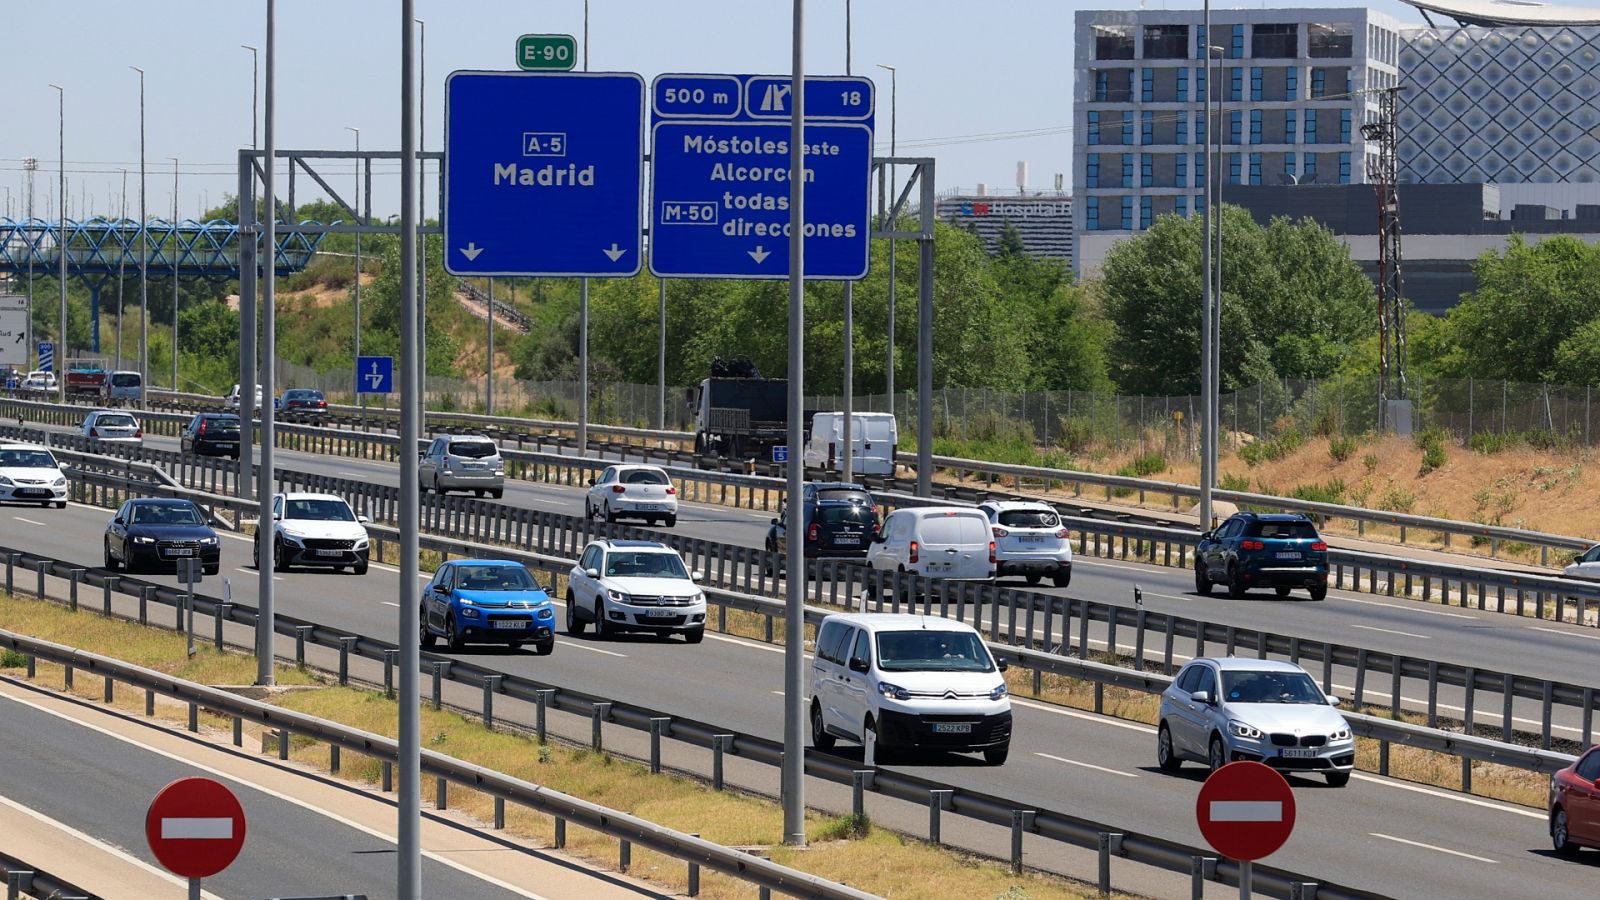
[
  {"xmin": 0, "ymin": 630, "xmax": 873, "ymax": 900},
  {"xmin": 456, "ymin": 280, "xmax": 534, "ymax": 334},
  {"xmin": 0, "ymin": 548, "xmax": 1382, "ymax": 900},
  {"xmin": 0, "ymin": 849, "xmax": 93, "ymax": 900}
]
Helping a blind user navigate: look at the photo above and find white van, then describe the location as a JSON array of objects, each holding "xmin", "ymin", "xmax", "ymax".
[
  {"xmin": 810, "ymin": 613, "xmax": 1012, "ymax": 765},
  {"xmin": 867, "ymin": 507, "xmax": 995, "ymax": 581},
  {"xmin": 804, "ymin": 412, "xmax": 898, "ymax": 477}
]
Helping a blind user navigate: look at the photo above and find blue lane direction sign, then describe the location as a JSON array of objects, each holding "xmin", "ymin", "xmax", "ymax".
[
  {"xmin": 649, "ymin": 74, "xmax": 874, "ymax": 280},
  {"xmin": 444, "ymin": 71, "xmax": 645, "ymax": 277},
  {"xmin": 356, "ymin": 356, "xmax": 394, "ymax": 394},
  {"xmin": 37, "ymin": 341, "xmax": 54, "ymax": 373},
  {"xmin": 772, "ymin": 445, "xmax": 789, "ymax": 463}
]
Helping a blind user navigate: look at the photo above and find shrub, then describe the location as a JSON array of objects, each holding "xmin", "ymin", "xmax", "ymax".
[
  {"xmin": 1377, "ymin": 485, "xmax": 1417, "ymax": 513},
  {"xmin": 1219, "ymin": 472, "xmax": 1252, "ymax": 492},
  {"xmin": 1328, "ymin": 435, "xmax": 1359, "ymax": 462},
  {"xmin": 1290, "ymin": 478, "xmax": 1347, "ymax": 506},
  {"xmin": 1414, "ymin": 426, "xmax": 1449, "ymax": 475},
  {"xmin": 1523, "ymin": 428, "xmax": 1561, "ymax": 451},
  {"xmin": 1055, "ymin": 416, "xmax": 1097, "ymax": 453},
  {"xmin": 1362, "ymin": 453, "xmax": 1380, "ymax": 473},
  {"xmin": 1117, "ymin": 452, "xmax": 1167, "ymax": 478},
  {"xmin": 1469, "ymin": 430, "xmax": 1513, "ymax": 454},
  {"xmin": 1311, "ymin": 407, "xmax": 1339, "ymax": 438},
  {"xmin": 1238, "ymin": 427, "xmax": 1306, "ymax": 467},
  {"xmin": 0, "ymin": 649, "xmax": 27, "ymax": 668},
  {"xmin": 814, "ymin": 813, "xmax": 872, "ymax": 842}
]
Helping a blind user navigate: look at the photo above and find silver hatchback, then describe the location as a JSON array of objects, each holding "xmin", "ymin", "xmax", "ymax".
[
  {"xmin": 419, "ymin": 434, "xmax": 505, "ymax": 498},
  {"xmin": 1157, "ymin": 657, "xmax": 1355, "ymax": 786}
]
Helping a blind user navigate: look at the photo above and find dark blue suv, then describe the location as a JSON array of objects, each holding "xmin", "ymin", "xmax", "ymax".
[{"xmin": 1195, "ymin": 513, "xmax": 1328, "ymax": 601}]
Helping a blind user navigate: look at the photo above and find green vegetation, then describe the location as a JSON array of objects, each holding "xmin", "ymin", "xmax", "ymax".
[
  {"xmin": 1328, "ymin": 434, "xmax": 1360, "ymax": 462},
  {"xmin": 1415, "ymin": 426, "xmax": 1449, "ymax": 475}
]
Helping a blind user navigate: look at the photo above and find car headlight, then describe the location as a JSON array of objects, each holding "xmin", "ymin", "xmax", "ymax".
[
  {"xmin": 0, "ymin": 476, "xmax": 12, "ymax": 486},
  {"xmin": 132, "ymin": 536, "xmax": 156, "ymax": 544},
  {"xmin": 1330, "ymin": 726, "xmax": 1352, "ymax": 742},
  {"xmin": 1228, "ymin": 720, "xmax": 1264, "ymax": 739},
  {"xmin": 459, "ymin": 606, "xmax": 480, "ymax": 618},
  {"xmin": 459, "ymin": 597, "xmax": 474, "ymax": 605},
  {"xmin": 606, "ymin": 589, "xmax": 629, "ymax": 604},
  {"xmin": 200, "ymin": 536, "xmax": 219, "ymax": 545},
  {"xmin": 538, "ymin": 606, "xmax": 554, "ymax": 619},
  {"xmin": 280, "ymin": 533, "xmax": 304, "ymax": 547},
  {"xmin": 354, "ymin": 539, "xmax": 369, "ymax": 550},
  {"xmin": 52, "ymin": 478, "xmax": 66, "ymax": 487},
  {"xmin": 990, "ymin": 682, "xmax": 1009, "ymax": 701},
  {"xmin": 877, "ymin": 681, "xmax": 910, "ymax": 701}
]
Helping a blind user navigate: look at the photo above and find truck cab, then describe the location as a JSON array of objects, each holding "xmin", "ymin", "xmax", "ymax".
[{"xmin": 689, "ymin": 357, "xmax": 789, "ymax": 459}]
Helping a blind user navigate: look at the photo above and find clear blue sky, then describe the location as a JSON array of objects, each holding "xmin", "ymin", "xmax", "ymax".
[{"xmin": 1, "ymin": 0, "xmax": 1434, "ymax": 221}]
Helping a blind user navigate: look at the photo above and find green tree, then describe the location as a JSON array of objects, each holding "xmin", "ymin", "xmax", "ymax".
[{"xmin": 996, "ymin": 219, "xmax": 1026, "ymax": 256}]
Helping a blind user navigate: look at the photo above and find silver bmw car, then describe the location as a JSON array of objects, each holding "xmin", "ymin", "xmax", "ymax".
[{"xmin": 1157, "ymin": 657, "xmax": 1356, "ymax": 787}]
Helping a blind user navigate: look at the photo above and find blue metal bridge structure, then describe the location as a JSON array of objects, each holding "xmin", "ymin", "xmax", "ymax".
[{"xmin": 0, "ymin": 217, "xmax": 328, "ymax": 353}]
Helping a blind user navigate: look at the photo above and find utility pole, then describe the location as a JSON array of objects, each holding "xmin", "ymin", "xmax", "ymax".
[
  {"xmin": 841, "ymin": 0, "xmax": 854, "ymax": 481},
  {"xmin": 49, "ymin": 84, "xmax": 65, "ymax": 405},
  {"xmin": 169, "ymin": 156, "xmax": 179, "ymax": 390},
  {"xmin": 345, "ymin": 126, "xmax": 362, "ymax": 414},
  {"xmin": 782, "ymin": 0, "xmax": 808, "ymax": 849},
  {"xmin": 24, "ymin": 157, "xmax": 35, "ymax": 371},
  {"xmin": 255, "ymin": 0, "xmax": 278, "ymax": 689},
  {"xmin": 241, "ymin": 45, "xmax": 258, "ymax": 152},
  {"xmin": 131, "ymin": 65, "xmax": 148, "ymax": 409},
  {"xmin": 399, "ymin": 0, "xmax": 424, "ymax": 893},
  {"xmin": 486, "ymin": 278, "xmax": 494, "ymax": 414},
  {"xmin": 415, "ymin": 16, "xmax": 428, "ymax": 434},
  {"xmin": 1199, "ymin": 4, "xmax": 1214, "ymax": 531},
  {"xmin": 116, "ymin": 169, "xmax": 126, "ymax": 370},
  {"xmin": 876, "ymin": 63, "xmax": 897, "ymax": 413},
  {"xmin": 1362, "ymin": 86, "xmax": 1408, "ymax": 423}
]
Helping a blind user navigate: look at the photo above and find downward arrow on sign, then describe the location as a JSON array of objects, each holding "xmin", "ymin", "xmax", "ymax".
[
  {"xmin": 602, "ymin": 243, "xmax": 626, "ymax": 262},
  {"xmin": 748, "ymin": 245, "xmax": 771, "ymax": 264},
  {"xmin": 460, "ymin": 242, "xmax": 484, "ymax": 261}
]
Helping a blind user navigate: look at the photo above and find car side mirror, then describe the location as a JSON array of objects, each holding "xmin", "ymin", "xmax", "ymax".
[
  {"xmin": 691, "ymin": 571, "xmax": 703, "ymax": 582},
  {"xmin": 587, "ymin": 477, "xmax": 596, "ymax": 486},
  {"xmin": 357, "ymin": 515, "xmax": 371, "ymax": 524},
  {"xmin": 848, "ymin": 657, "xmax": 870, "ymax": 673},
  {"xmin": 112, "ymin": 516, "xmax": 124, "ymax": 525},
  {"xmin": 1190, "ymin": 690, "xmax": 1213, "ymax": 706},
  {"xmin": 995, "ymin": 658, "xmax": 1009, "ymax": 672},
  {"xmin": 770, "ymin": 518, "xmax": 779, "ymax": 525},
  {"xmin": 585, "ymin": 567, "xmax": 600, "ymax": 579},
  {"xmin": 1328, "ymin": 695, "xmax": 1344, "ymax": 707},
  {"xmin": 1199, "ymin": 531, "xmax": 1213, "ymax": 541}
]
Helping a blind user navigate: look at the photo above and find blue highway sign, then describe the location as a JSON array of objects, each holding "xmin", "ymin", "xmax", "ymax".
[
  {"xmin": 772, "ymin": 445, "xmax": 789, "ymax": 463},
  {"xmin": 37, "ymin": 341, "xmax": 53, "ymax": 373},
  {"xmin": 649, "ymin": 74, "xmax": 874, "ymax": 280},
  {"xmin": 444, "ymin": 71, "xmax": 645, "ymax": 278},
  {"xmin": 356, "ymin": 356, "xmax": 394, "ymax": 394}
]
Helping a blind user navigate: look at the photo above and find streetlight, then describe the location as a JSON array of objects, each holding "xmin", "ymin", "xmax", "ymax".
[
  {"xmin": 116, "ymin": 168, "xmax": 126, "ymax": 371},
  {"xmin": 168, "ymin": 156, "xmax": 179, "ymax": 390},
  {"xmin": 131, "ymin": 65, "xmax": 148, "ymax": 409},
  {"xmin": 345, "ymin": 125, "xmax": 363, "ymax": 414},
  {"xmin": 241, "ymin": 45, "xmax": 259, "ymax": 152},
  {"xmin": 415, "ymin": 15, "xmax": 428, "ymax": 430},
  {"xmin": 398, "ymin": 0, "xmax": 424, "ymax": 893},
  {"xmin": 48, "ymin": 83, "xmax": 65, "ymax": 404},
  {"xmin": 875, "ymin": 63, "xmax": 897, "ymax": 410}
]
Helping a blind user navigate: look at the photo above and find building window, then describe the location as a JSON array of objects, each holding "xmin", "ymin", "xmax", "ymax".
[
  {"xmin": 1303, "ymin": 153, "xmax": 1318, "ymax": 181},
  {"xmin": 1177, "ymin": 67, "xmax": 1189, "ymax": 102},
  {"xmin": 1085, "ymin": 155, "xmax": 1100, "ymax": 188},
  {"xmin": 1230, "ymin": 24, "xmax": 1244, "ymax": 59},
  {"xmin": 1121, "ymin": 196, "xmax": 1133, "ymax": 230},
  {"xmin": 1142, "ymin": 110, "xmax": 1154, "ymax": 145},
  {"xmin": 1229, "ymin": 110, "xmax": 1242, "ymax": 145},
  {"xmin": 1196, "ymin": 111, "xmax": 1206, "ymax": 146},
  {"xmin": 1144, "ymin": 24, "xmax": 1189, "ymax": 59},
  {"xmin": 1311, "ymin": 68, "xmax": 1327, "ymax": 99},
  {"xmin": 1142, "ymin": 68, "xmax": 1154, "ymax": 102},
  {"xmin": 1141, "ymin": 153, "xmax": 1154, "ymax": 187},
  {"xmin": 1176, "ymin": 153, "xmax": 1189, "ymax": 187},
  {"xmin": 1195, "ymin": 25, "xmax": 1207, "ymax": 59},
  {"xmin": 1121, "ymin": 153, "xmax": 1134, "ymax": 189},
  {"xmin": 1249, "ymin": 152, "xmax": 1262, "ymax": 185},
  {"xmin": 1093, "ymin": 69, "xmax": 1132, "ymax": 103},
  {"xmin": 1252, "ymin": 24, "xmax": 1298, "ymax": 59},
  {"xmin": 1121, "ymin": 112, "xmax": 1134, "ymax": 145},
  {"xmin": 1284, "ymin": 153, "xmax": 1297, "ymax": 178},
  {"xmin": 1176, "ymin": 196, "xmax": 1188, "ymax": 217},
  {"xmin": 1230, "ymin": 67, "xmax": 1243, "ymax": 101},
  {"xmin": 1194, "ymin": 152, "xmax": 1206, "ymax": 185},
  {"xmin": 1095, "ymin": 25, "xmax": 1134, "ymax": 60},
  {"xmin": 1250, "ymin": 109, "xmax": 1262, "ymax": 145},
  {"xmin": 1286, "ymin": 67, "xmax": 1298, "ymax": 101},
  {"xmin": 1229, "ymin": 152, "xmax": 1242, "ymax": 185},
  {"xmin": 1250, "ymin": 67, "xmax": 1263, "ymax": 102},
  {"xmin": 1304, "ymin": 108, "xmax": 1318, "ymax": 142},
  {"xmin": 1087, "ymin": 111, "xmax": 1101, "ymax": 146},
  {"xmin": 1195, "ymin": 194, "xmax": 1205, "ymax": 215},
  {"xmin": 1339, "ymin": 108, "xmax": 1351, "ymax": 143},
  {"xmin": 1285, "ymin": 109, "xmax": 1297, "ymax": 143},
  {"xmin": 1086, "ymin": 196, "xmax": 1100, "ymax": 230},
  {"xmin": 1308, "ymin": 23, "xmax": 1353, "ymax": 58},
  {"xmin": 1140, "ymin": 195, "xmax": 1154, "ymax": 229},
  {"xmin": 1177, "ymin": 115, "xmax": 1188, "ymax": 145},
  {"xmin": 1339, "ymin": 151, "xmax": 1351, "ymax": 184}
]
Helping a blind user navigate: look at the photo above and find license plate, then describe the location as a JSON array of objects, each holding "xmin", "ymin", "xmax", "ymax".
[
  {"xmin": 639, "ymin": 504, "xmax": 660, "ymax": 511},
  {"xmin": 1275, "ymin": 551, "xmax": 1302, "ymax": 560},
  {"xmin": 1281, "ymin": 748, "xmax": 1317, "ymax": 758},
  {"xmin": 16, "ymin": 489, "xmax": 49, "ymax": 498},
  {"xmin": 315, "ymin": 549, "xmax": 344, "ymax": 557},
  {"xmin": 646, "ymin": 608, "xmax": 676, "ymax": 618},
  {"xmin": 167, "ymin": 549, "xmax": 194, "ymax": 557},
  {"xmin": 1018, "ymin": 535, "xmax": 1046, "ymax": 544},
  {"xmin": 931, "ymin": 723, "xmax": 972, "ymax": 734},
  {"xmin": 928, "ymin": 562, "xmax": 951, "ymax": 572},
  {"xmin": 492, "ymin": 620, "xmax": 525, "ymax": 630},
  {"xmin": 463, "ymin": 463, "xmax": 485, "ymax": 470}
]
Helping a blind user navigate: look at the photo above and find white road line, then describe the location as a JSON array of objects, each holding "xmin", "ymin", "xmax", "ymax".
[
  {"xmin": 1369, "ymin": 832, "xmax": 1498, "ymax": 863},
  {"xmin": 13, "ymin": 516, "xmax": 46, "ymax": 526},
  {"xmin": 1530, "ymin": 625, "xmax": 1600, "ymax": 642},
  {"xmin": 0, "ymin": 691, "xmax": 551, "ymax": 899},
  {"xmin": 0, "ymin": 793, "xmax": 225, "ymax": 899},
  {"xmin": 1336, "ymin": 595, "xmax": 1478, "ymax": 620},
  {"xmin": 558, "ymin": 641, "xmax": 627, "ymax": 658},
  {"xmin": 1010, "ymin": 698, "xmax": 1156, "ymax": 734},
  {"xmin": 382, "ymin": 601, "xmax": 400, "ymax": 607},
  {"xmin": 1350, "ymin": 624, "xmax": 1430, "ymax": 639},
  {"xmin": 771, "ymin": 690, "xmax": 786, "ymax": 696},
  {"xmin": 1351, "ymin": 774, "xmax": 1544, "ymax": 819},
  {"xmin": 1035, "ymin": 752, "xmax": 1139, "ymax": 777},
  {"xmin": 338, "ymin": 472, "xmax": 364, "ymax": 478}
]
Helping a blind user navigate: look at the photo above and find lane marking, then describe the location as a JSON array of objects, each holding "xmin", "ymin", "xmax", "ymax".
[
  {"xmin": 0, "ymin": 793, "xmax": 224, "ymax": 899},
  {"xmin": 13, "ymin": 516, "xmax": 46, "ymax": 526},
  {"xmin": 558, "ymin": 641, "xmax": 627, "ymax": 658},
  {"xmin": 1335, "ymin": 595, "xmax": 1478, "ymax": 620},
  {"xmin": 1011, "ymin": 698, "xmax": 1156, "ymax": 734},
  {"xmin": 1369, "ymin": 832, "xmax": 1497, "ymax": 863},
  {"xmin": 0, "ymin": 691, "xmax": 550, "ymax": 899},
  {"xmin": 382, "ymin": 601, "xmax": 400, "ymax": 608},
  {"xmin": 1350, "ymin": 624, "xmax": 1430, "ymax": 639},
  {"xmin": 1530, "ymin": 625, "xmax": 1600, "ymax": 642},
  {"xmin": 1350, "ymin": 774, "xmax": 1544, "ymax": 819},
  {"xmin": 1034, "ymin": 752, "xmax": 1139, "ymax": 777}
]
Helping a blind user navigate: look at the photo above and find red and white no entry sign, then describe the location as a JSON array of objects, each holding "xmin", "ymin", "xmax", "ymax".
[
  {"xmin": 1196, "ymin": 761, "xmax": 1297, "ymax": 861},
  {"xmin": 145, "ymin": 777, "xmax": 247, "ymax": 879}
]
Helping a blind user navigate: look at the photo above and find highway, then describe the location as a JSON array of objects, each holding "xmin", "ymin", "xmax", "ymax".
[{"xmin": 2, "ymin": 499, "xmax": 1594, "ymax": 899}]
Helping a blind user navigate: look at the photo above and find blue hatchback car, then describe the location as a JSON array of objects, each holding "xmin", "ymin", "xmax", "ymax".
[
  {"xmin": 1194, "ymin": 512, "xmax": 1329, "ymax": 601},
  {"xmin": 420, "ymin": 559, "xmax": 556, "ymax": 653}
]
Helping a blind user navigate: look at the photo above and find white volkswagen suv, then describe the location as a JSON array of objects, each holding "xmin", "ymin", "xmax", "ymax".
[
  {"xmin": 258, "ymin": 492, "xmax": 371, "ymax": 574},
  {"xmin": 0, "ymin": 444, "xmax": 69, "ymax": 508},
  {"xmin": 565, "ymin": 539, "xmax": 706, "ymax": 642}
]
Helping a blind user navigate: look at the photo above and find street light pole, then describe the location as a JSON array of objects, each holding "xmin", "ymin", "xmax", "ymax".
[
  {"xmin": 169, "ymin": 156, "xmax": 179, "ymax": 391},
  {"xmin": 344, "ymin": 126, "xmax": 362, "ymax": 414},
  {"xmin": 49, "ymin": 84, "xmax": 65, "ymax": 405},
  {"xmin": 398, "ymin": 0, "xmax": 424, "ymax": 893},
  {"xmin": 415, "ymin": 16, "xmax": 428, "ymax": 433},
  {"xmin": 1200, "ymin": 4, "xmax": 1213, "ymax": 532},
  {"xmin": 131, "ymin": 65, "xmax": 148, "ymax": 410},
  {"xmin": 782, "ymin": 0, "xmax": 808, "ymax": 850},
  {"xmin": 486, "ymin": 278, "xmax": 495, "ymax": 415},
  {"xmin": 116, "ymin": 168, "xmax": 126, "ymax": 371},
  {"xmin": 875, "ymin": 63, "xmax": 896, "ymax": 414},
  {"xmin": 241, "ymin": 45, "xmax": 258, "ymax": 152},
  {"xmin": 255, "ymin": 0, "xmax": 278, "ymax": 689}
]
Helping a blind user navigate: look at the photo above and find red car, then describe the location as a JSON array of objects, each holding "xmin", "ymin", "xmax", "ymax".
[{"xmin": 1550, "ymin": 744, "xmax": 1600, "ymax": 855}]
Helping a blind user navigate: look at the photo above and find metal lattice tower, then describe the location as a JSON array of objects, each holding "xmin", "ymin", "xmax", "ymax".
[{"xmin": 1361, "ymin": 87, "xmax": 1407, "ymax": 403}]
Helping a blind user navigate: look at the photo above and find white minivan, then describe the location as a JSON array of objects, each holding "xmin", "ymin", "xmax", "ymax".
[
  {"xmin": 867, "ymin": 506, "xmax": 995, "ymax": 582},
  {"xmin": 810, "ymin": 613, "xmax": 1012, "ymax": 765},
  {"xmin": 804, "ymin": 412, "xmax": 898, "ymax": 477}
]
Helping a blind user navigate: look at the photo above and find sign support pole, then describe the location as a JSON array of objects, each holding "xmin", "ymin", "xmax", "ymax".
[
  {"xmin": 842, "ymin": 282, "xmax": 853, "ymax": 480},
  {"xmin": 398, "ymin": 0, "xmax": 424, "ymax": 893},
  {"xmin": 782, "ymin": 0, "xmax": 808, "ymax": 849},
  {"xmin": 255, "ymin": 0, "xmax": 277, "ymax": 688},
  {"xmin": 1239, "ymin": 859, "xmax": 1252, "ymax": 899},
  {"xmin": 188, "ymin": 877, "xmax": 200, "ymax": 900}
]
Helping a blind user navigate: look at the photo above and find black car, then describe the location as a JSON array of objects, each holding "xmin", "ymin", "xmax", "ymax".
[
  {"xmin": 1195, "ymin": 512, "xmax": 1328, "ymax": 600},
  {"xmin": 181, "ymin": 413, "xmax": 241, "ymax": 458},
  {"xmin": 104, "ymin": 498, "xmax": 221, "ymax": 575},
  {"xmin": 280, "ymin": 388, "xmax": 328, "ymax": 420},
  {"xmin": 766, "ymin": 483, "xmax": 881, "ymax": 573}
]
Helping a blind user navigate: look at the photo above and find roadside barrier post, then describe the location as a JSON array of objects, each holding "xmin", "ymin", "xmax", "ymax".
[
  {"xmin": 929, "ymin": 789, "xmax": 953, "ymax": 845},
  {"xmin": 851, "ymin": 771, "xmax": 872, "ymax": 819},
  {"xmin": 68, "ymin": 567, "xmax": 83, "ymax": 610},
  {"xmin": 104, "ymin": 575, "xmax": 120, "ymax": 615},
  {"xmin": 482, "ymin": 675, "xmax": 503, "ymax": 728},
  {"xmin": 591, "ymin": 701, "xmax": 611, "ymax": 752},
  {"xmin": 534, "ymin": 688, "xmax": 554, "ymax": 742},
  {"xmin": 649, "ymin": 717, "xmax": 671, "ymax": 773}
]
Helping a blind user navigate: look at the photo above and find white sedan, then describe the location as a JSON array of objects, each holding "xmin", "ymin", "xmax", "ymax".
[{"xmin": 584, "ymin": 464, "xmax": 678, "ymax": 527}]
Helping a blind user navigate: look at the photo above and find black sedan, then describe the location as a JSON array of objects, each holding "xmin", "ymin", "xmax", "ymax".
[
  {"xmin": 181, "ymin": 413, "xmax": 241, "ymax": 458},
  {"xmin": 104, "ymin": 498, "xmax": 221, "ymax": 575},
  {"xmin": 280, "ymin": 389, "xmax": 328, "ymax": 420}
]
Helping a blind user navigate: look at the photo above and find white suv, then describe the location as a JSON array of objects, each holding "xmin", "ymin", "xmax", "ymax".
[
  {"xmin": 565, "ymin": 539, "xmax": 706, "ymax": 642},
  {"xmin": 978, "ymin": 500, "xmax": 1073, "ymax": 587},
  {"xmin": 419, "ymin": 433, "xmax": 505, "ymax": 498},
  {"xmin": 810, "ymin": 613, "xmax": 1012, "ymax": 766},
  {"xmin": 258, "ymin": 492, "xmax": 371, "ymax": 574},
  {"xmin": 0, "ymin": 444, "xmax": 69, "ymax": 508},
  {"xmin": 585, "ymin": 464, "xmax": 678, "ymax": 527}
]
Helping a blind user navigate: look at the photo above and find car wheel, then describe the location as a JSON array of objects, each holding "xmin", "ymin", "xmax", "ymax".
[
  {"xmin": 1208, "ymin": 735, "xmax": 1229, "ymax": 772},
  {"xmin": 491, "ymin": 489, "xmax": 503, "ymax": 500},
  {"xmin": 419, "ymin": 606, "xmax": 436, "ymax": 648},
  {"xmin": 103, "ymin": 539, "xmax": 119, "ymax": 571},
  {"xmin": 445, "ymin": 615, "xmax": 464, "ymax": 652},
  {"xmin": 603, "ymin": 502, "xmax": 617, "ymax": 524},
  {"xmin": 533, "ymin": 639, "xmax": 554, "ymax": 655},
  {"xmin": 1226, "ymin": 565, "xmax": 1246, "ymax": 599},
  {"xmin": 273, "ymin": 537, "xmax": 290, "ymax": 573},
  {"xmin": 353, "ymin": 557, "xmax": 368, "ymax": 575},
  {"xmin": 594, "ymin": 603, "xmax": 610, "ymax": 639},
  {"xmin": 1325, "ymin": 770, "xmax": 1351, "ymax": 788},
  {"xmin": 564, "ymin": 593, "xmax": 586, "ymax": 636},
  {"xmin": 1309, "ymin": 582, "xmax": 1328, "ymax": 602},
  {"xmin": 1275, "ymin": 586, "xmax": 1292, "ymax": 599},
  {"xmin": 810, "ymin": 702, "xmax": 836, "ymax": 750},
  {"xmin": 983, "ymin": 744, "xmax": 1009, "ymax": 766},
  {"xmin": 1194, "ymin": 562, "xmax": 1213, "ymax": 595},
  {"xmin": 685, "ymin": 627, "xmax": 704, "ymax": 644},
  {"xmin": 54, "ymin": 500, "xmax": 66, "ymax": 509},
  {"xmin": 1052, "ymin": 570, "xmax": 1071, "ymax": 589},
  {"xmin": 1024, "ymin": 574, "xmax": 1041, "ymax": 586},
  {"xmin": 204, "ymin": 564, "xmax": 219, "ymax": 576},
  {"xmin": 252, "ymin": 539, "xmax": 260, "ymax": 570},
  {"xmin": 664, "ymin": 514, "xmax": 677, "ymax": 528},
  {"xmin": 433, "ymin": 474, "xmax": 446, "ymax": 497},
  {"xmin": 1157, "ymin": 723, "xmax": 1183, "ymax": 772},
  {"xmin": 475, "ymin": 489, "xmax": 486, "ymax": 498},
  {"xmin": 1553, "ymin": 808, "xmax": 1579, "ymax": 856}
]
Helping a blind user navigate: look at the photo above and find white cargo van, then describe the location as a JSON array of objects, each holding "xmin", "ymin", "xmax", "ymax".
[
  {"xmin": 804, "ymin": 412, "xmax": 898, "ymax": 477},
  {"xmin": 867, "ymin": 507, "xmax": 995, "ymax": 582}
]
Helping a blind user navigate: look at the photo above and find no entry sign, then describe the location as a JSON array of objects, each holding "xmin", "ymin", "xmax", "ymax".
[
  {"xmin": 1196, "ymin": 761, "xmax": 1297, "ymax": 861},
  {"xmin": 145, "ymin": 777, "xmax": 247, "ymax": 879}
]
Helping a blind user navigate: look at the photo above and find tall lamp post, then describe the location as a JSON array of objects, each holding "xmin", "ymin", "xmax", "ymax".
[
  {"xmin": 398, "ymin": 0, "xmax": 424, "ymax": 893},
  {"xmin": 169, "ymin": 156, "xmax": 180, "ymax": 390},
  {"xmin": 345, "ymin": 126, "xmax": 363, "ymax": 412},
  {"xmin": 49, "ymin": 84, "xmax": 65, "ymax": 405},
  {"xmin": 415, "ymin": 16, "xmax": 428, "ymax": 431},
  {"xmin": 131, "ymin": 65, "xmax": 148, "ymax": 409},
  {"xmin": 241, "ymin": 45, "xmax": 259, "ymax": 152},
  {"xmin": 875, "ymin": 63, "xmax": 896, "ymax": 412}
]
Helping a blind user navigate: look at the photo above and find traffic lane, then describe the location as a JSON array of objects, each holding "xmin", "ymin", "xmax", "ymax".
[
  {"xmin": 4, "ymin": 507, "xmax": 1583, "ymax": 897},
  {"xmin": 0, "ymin": 693, "xmax": 524, "ymax": 900}
]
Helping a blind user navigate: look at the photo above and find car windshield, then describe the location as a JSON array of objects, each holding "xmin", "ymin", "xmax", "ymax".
[
  {"xmin": 621, "ymin": 468, "xmax": 669, "ymax": 485},
  {"xmin": 0, "ymin": 449, "xmax": 56, "ymax": 468},
  {"xmin": 876, "ymin": 630, "xmax": 995, "ymax": 673},
  {"xmin": 94, "ymin": 414, "xmax": 138, "ymax": 428},
  {"xmin": 1221, "ymin": 670, "xmax": 1325, "ymax": 704},
  {"xmin": 604, "ymin": 551, "xmax": 689, "ymax": 579},
  {"xmin": 453, "ymin": 565, "xmax": 539, "ymax": 592},
  {"xmin": 111, "ymin": 373, "xmax": 140, "ymax": 386},
  {"xmin": 1245, "ymin": 521, "xmax": 1319, "ymax": 539},
  {"xmin": 285, "ymin": 498, "xmax": 356, "ymax": 521},
  {"xmin": 448, "ymin": 441, "xmax": 498, "ymax": 459},
  {"xmin": 131, "ymin": 504, "xmax": 203, "ymax": 526},
  {"xmin": 815, "ymin": 488, "xmax": 871, "ymax": 506},
  {"xmin": 816, "ymin": 505, "xmax": 871, "ymax": 525},
  {"xmin": 998, "ymin": 508, "xmax": 1059, "ymax": 528}
]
